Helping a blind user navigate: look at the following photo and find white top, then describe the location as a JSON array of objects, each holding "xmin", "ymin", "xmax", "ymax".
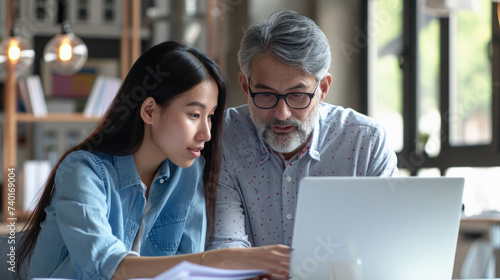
[{"xmin": 131, "ymin": 177, "xmax": 155, "ymax": 254}]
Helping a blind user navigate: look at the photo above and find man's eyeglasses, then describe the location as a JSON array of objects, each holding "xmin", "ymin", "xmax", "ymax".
[{"xmin": 248, "ymin": 80, "xmax": 319, "ymax": 110}]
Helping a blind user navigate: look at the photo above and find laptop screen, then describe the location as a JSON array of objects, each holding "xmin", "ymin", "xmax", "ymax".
[{"xmin": 290, "ymin": 177, "xmax": 464, "ymax": 280}]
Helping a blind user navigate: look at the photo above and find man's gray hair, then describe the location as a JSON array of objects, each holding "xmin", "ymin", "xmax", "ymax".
[{"xmin": 238, "ymin": 9, "xmax": 331, "ymax": 80}]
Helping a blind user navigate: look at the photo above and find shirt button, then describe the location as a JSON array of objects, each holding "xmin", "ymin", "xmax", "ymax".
[
  {"xmin": 159, "ymin": 179, "xmax": 165, "ymax": 183},
  {"xmin": 286, "ymin": 214, "xmax": 293, "ymax": 220},
  {"xmin": 286, "ymin": 176, "xmax": 292, "ymax": 182},
  {"xmin": 312, "ymin": 150, "xmax": 319, "ymax": 156}
]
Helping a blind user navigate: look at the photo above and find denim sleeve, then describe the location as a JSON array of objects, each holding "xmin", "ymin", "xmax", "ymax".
[
  {"xmin": 208, "ymin": 155, "xmax": 251, "ymax": 250},
  {"xmin": 54, "ymin": 152, "xmax": 131, "ymax": 280},
  {"xmin": 178, "ymin": 167, "xmax": 207, "ymax": 254}
]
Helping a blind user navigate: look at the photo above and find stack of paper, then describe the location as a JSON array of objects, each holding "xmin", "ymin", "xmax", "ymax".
[
  {"xmin": 131, "ymin": 261, "xmax": 267, "ymax": 280},
  {"xmin": 32, "ymin": 261, "xmax": 267, "ymax": 280}
]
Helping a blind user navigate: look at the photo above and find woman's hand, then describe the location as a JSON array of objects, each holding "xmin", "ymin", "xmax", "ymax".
[
  {"xmin": 203, "ymin": 244, "xmax": 291, "ymax": 277},
  {"xmin": 253, "ymin": 273, "xmax": 289, "ymax": 280}
]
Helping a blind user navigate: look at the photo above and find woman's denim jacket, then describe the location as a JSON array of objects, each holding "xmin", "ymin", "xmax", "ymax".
[{"xmin": 28, "ymin": 150, "xmax": 206, "ymax": 280}]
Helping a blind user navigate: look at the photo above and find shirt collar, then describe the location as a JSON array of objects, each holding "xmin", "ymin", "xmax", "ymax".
[
  {"xmin": 308, "ymin": 111, "xmax": 321, "ymax": 161},
  {"xmin": 113, "ymin": 154, "xmax": 171, "ymax": 191}
]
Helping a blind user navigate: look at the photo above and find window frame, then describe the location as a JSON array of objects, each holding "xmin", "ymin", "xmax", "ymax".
[{"xmin": 363, "ymin": 1, "xmax": 500, "ymax": 175}]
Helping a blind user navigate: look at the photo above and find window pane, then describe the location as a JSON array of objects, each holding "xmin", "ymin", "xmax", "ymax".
[
  {"xmin": 368, "ymin": 0, "xmax": 404, "ymax": 152},
  {"xmin": 398, "ymin": 169, "xmax": 411, "ymax": 177},
  {"xmin": 447, "ymin": 167, "xmax": 500, "ymax": 216},
  {"xmin": 450, "ymin": 1, "xmax": 492, "ymax": 146},
  {"xmin": 78, "ymin": 0, "xmax": 89, "ymax": 21},
  {"xmin": 36, "ymin": 0, "xmax": 50, "ymax": 22},
  {"xmin": 418, "ymin": 13, "xmax": 441, "ymax": 156},
  {"xmin": 103, "ymin": 0, "xmax": 115, "ymax": 22},
  {"xmin": 417, "ymin": 168, "xmax": 441, "ymax": 177}
]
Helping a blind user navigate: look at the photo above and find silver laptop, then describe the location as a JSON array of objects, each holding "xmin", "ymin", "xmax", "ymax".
[{"xmin": 290, "ymin": 177, "xmax": 464, "ymax": 280}]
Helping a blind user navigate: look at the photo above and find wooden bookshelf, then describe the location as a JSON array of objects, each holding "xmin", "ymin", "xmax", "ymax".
[
  {"xmin": 3, "ymin": 51, "xmax": 18, "ymax": 223},
  {"xmin": 1, "ymin": 0, "xmax": 144, "ymax": 222},
  {"xmin": 1, "ymin": 0, "xmax": 222, "ymax": 223},
  {"xmin": 16, "ymin": 113, "xmax": 101, "ymax": 123},
  {"xmin": 2, "ymin": 111, "xmax": 100, "ymax": 223}
]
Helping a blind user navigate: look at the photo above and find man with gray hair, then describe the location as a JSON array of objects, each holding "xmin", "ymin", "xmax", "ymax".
[{"xmin": 209, "ymin": 9, "xmax": 398, "ymax": 253}]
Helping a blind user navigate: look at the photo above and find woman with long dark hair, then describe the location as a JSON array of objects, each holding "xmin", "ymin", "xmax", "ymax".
[{"xmin": 18, "ymin": 41, "xmax": 290, "ymax": 280}]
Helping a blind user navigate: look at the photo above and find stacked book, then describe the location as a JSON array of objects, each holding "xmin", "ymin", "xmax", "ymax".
[
  {"xmin": 83, "ymin": 76, "xmax": 121, "ymax": 117},
  {"xmin": 18, "ymin": 75, "xmax": 48, "ymax": 117}
]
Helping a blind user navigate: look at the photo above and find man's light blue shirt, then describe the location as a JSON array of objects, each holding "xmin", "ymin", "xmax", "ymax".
[
  {"xmin": 209, "ymin": 103, "xmax": 398, "ymax": 250},
  {"xmin": 28, "ymin": 150, "xmax": 206, "ymax": 280}
]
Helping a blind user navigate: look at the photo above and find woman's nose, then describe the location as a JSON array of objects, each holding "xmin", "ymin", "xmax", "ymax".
[{"xmin": 197, "ymin": 119, "xmax": 212, "ymax": 142}]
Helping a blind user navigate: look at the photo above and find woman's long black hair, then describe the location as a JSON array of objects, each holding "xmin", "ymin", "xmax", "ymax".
[{"xmin": 18, "ymin": 41, "xmax": 226, "ymax": 271}]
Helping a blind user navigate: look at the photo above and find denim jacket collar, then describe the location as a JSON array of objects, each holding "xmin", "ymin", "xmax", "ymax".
[{"xmin": 112, "ymin": 154, "xmax": 172, "ymax": 191}]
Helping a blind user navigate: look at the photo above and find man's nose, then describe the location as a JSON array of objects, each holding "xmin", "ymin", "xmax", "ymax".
[{"xmin": 272, "ymin": 98, "xmax": 292, "ymax": 120}]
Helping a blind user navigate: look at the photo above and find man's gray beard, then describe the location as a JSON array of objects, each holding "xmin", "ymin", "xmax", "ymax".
[{"xmin": 250, "ymin": 103, "xmax": 318, "ymax": 154}]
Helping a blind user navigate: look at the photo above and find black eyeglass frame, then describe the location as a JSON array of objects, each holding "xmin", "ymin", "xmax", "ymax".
[{"xmin": 248, "ymin": 80, "xmax": 320, "ymax": 110}]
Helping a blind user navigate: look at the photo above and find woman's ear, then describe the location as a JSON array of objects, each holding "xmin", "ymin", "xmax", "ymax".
[{"xmin": 140, "ymin": 97, "xmax": 158, "ymax": 125}]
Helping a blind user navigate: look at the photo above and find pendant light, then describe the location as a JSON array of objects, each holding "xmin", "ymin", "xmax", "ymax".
[
  {"xmin": 0, "ymin": 1, "xmax": 35, "ymax": 76},
  {"xmin": 0, "ymin": 27, "xmax": 35, "ymax": 76},
  {"xmin": 43, "ymin": 0, "xmax": 88, "ymax": 75}
]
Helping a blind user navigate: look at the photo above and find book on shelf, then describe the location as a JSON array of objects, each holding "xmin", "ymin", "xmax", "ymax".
[
  {"xmin": 20, "ymin": 75, "xmax": 48, "ymax": 117},
  {"xmin": 18, "ymin": 78, "xmax": 32, "ymax": 113},
  {"xmin": 84, "ymin": 76, "xmax": 121, "ymax": 117}
]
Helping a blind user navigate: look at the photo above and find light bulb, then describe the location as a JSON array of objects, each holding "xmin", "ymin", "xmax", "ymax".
[
  {"xmin": 44, "ymin": 25, "xmax": 88, "ymax": 75},
  {"xmin": 0, "ymin": 36, "xmax": 35, "ymax": 76},
  {"xmin": 59, "ymin": 37, "xmax": 72, "ymax": 61},
  {"xmin": 8, "ymin": 42, "xmax": 21, "ymax": 61}
]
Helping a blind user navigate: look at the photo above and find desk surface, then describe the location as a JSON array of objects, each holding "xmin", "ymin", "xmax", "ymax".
[
  {"xmin": 461, "ymin": 214, "xmax": 500, "ymax": 224},
  {"xmin": 2, "ymin": 215, "xmax": 500, "ymax": 234}
]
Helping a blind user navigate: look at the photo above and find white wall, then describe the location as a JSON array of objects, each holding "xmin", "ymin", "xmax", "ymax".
[{"xmin": 317, "ymin": 0, "xmax": 363, "ymax": 111}]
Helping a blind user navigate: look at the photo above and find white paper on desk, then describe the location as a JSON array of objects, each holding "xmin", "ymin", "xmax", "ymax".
[{"xmin": 130, "ymin": 261, "xmax": 267, "ymax": 280}]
